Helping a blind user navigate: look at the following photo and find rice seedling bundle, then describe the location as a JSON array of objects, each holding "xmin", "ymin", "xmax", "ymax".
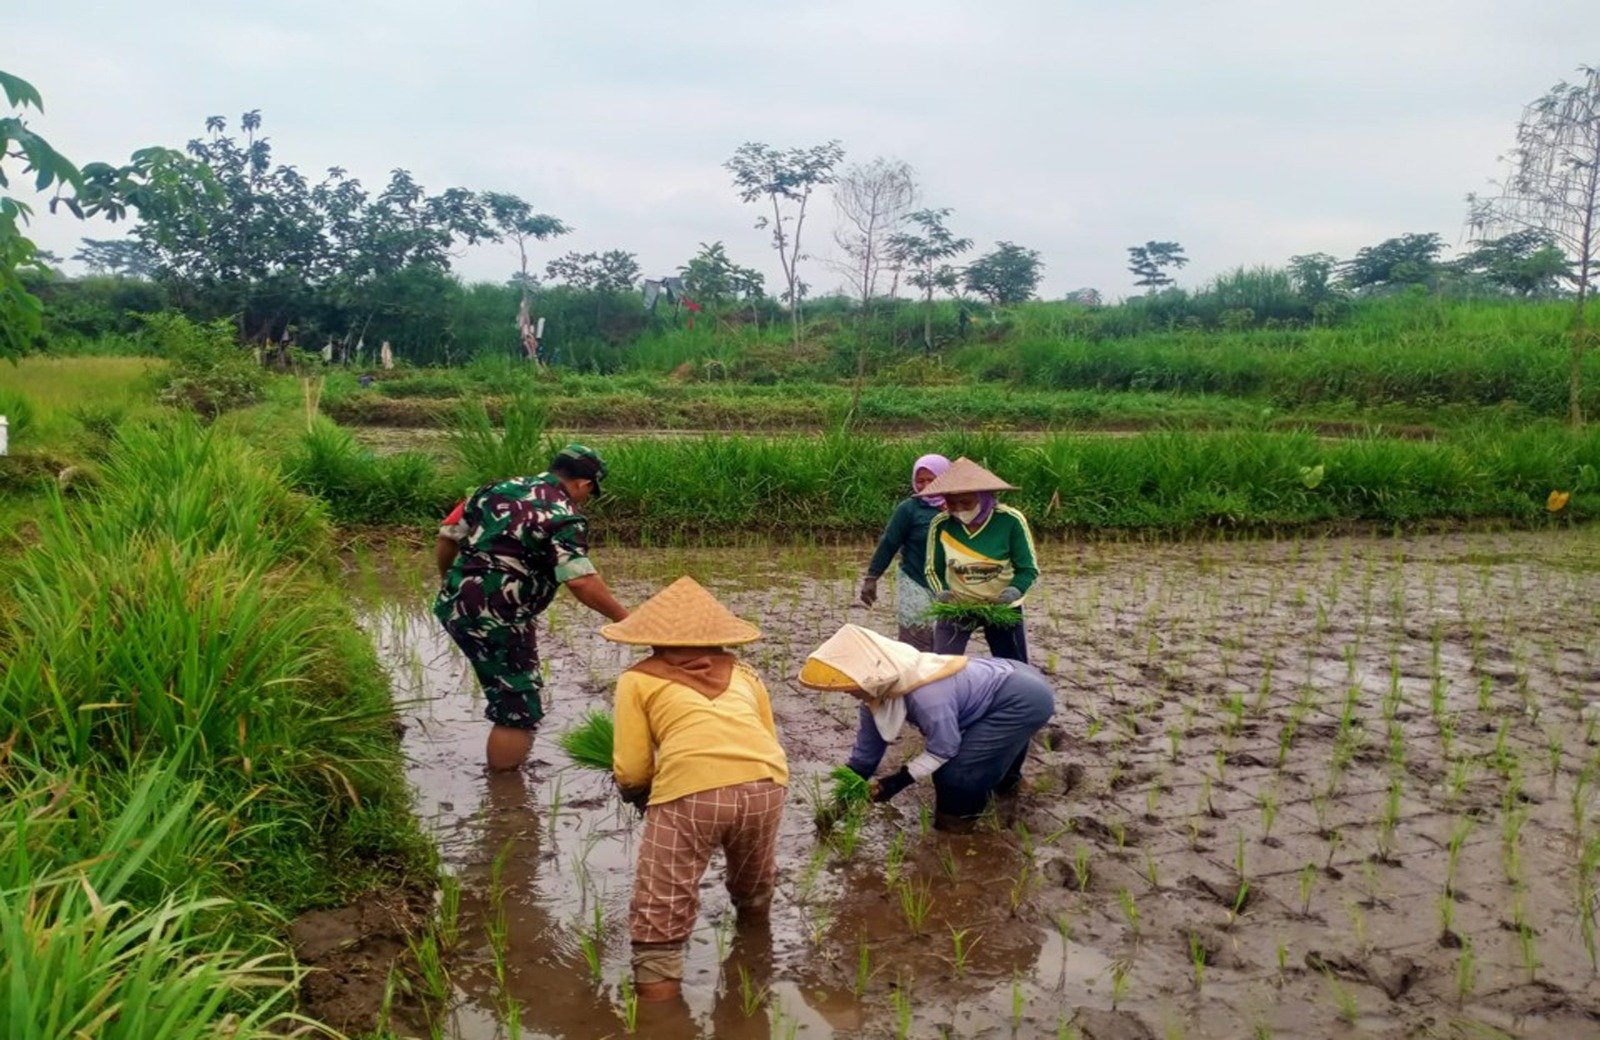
[
  {"xmin": 559, "ymin": 710, "xmax": 615, "ymax": 771},
  {"xmin": 928, "ymin": 601, "xmax": 1024, "ymax": 628}
]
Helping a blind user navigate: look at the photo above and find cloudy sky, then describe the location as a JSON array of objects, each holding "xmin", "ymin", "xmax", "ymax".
[{"xmin": 11, "ymin": 0, "xmax": 1598, "ymax": 299}]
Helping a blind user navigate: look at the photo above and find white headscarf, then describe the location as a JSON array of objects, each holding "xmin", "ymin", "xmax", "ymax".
[{"xmin": 805, "ymin": 624, "xmax": 967, "ymax": 740}]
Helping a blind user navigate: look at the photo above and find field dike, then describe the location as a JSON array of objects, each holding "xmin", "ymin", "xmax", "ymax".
[
  {"xmin": 356, "ymin": 531, "xmax": 1600, "ymax": 1039},
  {"xmin": 0, "ymin": 420, "xmax": 434, "ymax": 1035}
]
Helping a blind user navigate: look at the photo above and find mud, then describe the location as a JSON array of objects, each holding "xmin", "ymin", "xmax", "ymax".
[
  {"xmin": 289, "ymin": 887, "xmax": 432, "ymax": 1033},
  {"xmin": 351, "ymin": 528, "xmax": 1600, "ymax": 1038}
]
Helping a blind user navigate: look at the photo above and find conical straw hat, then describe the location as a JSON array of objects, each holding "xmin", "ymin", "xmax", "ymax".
[
  {"xmin": 600, "ymin": 576, "xmax": 761, "ymax": 647},
  {"xmin": 919, "ymin": 457, "xmax": 1018, "ymax": 496}
]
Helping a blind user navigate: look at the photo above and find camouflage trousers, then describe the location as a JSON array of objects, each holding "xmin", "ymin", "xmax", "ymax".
[{"xmin": 433, "ymin": 572, "xmax": 546, "ymax": 730}]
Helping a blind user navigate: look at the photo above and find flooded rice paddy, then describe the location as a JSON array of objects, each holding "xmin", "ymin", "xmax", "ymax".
[{"xmin": 353, "ymin": 529, "xmax": 1600, "ymax": 1039}]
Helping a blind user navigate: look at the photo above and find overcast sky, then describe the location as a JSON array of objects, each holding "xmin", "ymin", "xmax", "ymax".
[{"xmin": 11, "ymin": 1, "xmax": 1599, "ymax": 299}]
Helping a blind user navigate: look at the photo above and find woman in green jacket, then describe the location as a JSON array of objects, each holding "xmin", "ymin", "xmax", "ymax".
[
  {"xmin": 922, "ymin": 457, "xmax": 1038, "ymax": 663},
  {"xmin": 859, "ymin": 453, "xmax": 951, "ymax": 651}
]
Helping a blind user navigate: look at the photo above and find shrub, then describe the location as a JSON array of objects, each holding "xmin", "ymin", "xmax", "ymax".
[{"xmin": 143, "ymin": 312, "xmax": 265, "ymax": 419}]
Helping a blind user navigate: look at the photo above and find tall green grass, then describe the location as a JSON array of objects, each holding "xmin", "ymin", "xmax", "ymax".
[
  {"xmin": 279, "ymin": 417, "xmax": 1599, "ymax": 536},
  {"xmin": 0, "ymin": 419, "xmax": 431, "ymax": 1033}
]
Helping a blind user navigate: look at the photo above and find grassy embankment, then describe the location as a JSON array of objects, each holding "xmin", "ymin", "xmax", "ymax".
[
  {"xmin": 0, "ymin": 418, "xmax": 433, "ymax": 1033},
  {"xmin": 317, "ymin": 297, "xmax": 1600, "ymax": 434}
]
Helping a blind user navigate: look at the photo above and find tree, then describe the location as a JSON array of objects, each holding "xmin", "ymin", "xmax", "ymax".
[
  {"xmin": 1469, "ymin": 65, "xmax": 1600, "ymax": 424},
  {"xmin": 1, "ymin": 69, "xmax": 199, "ymax": 358},
  {"xmin": 544, "ymin": 250, "xmax": 640, "ymax": 293},
  {"xmin": 725, "ymin": 140, "xmax": 844, "ymax": 348},
  {"xmin": 1126, "ymin": 240, "xmax": 1189, "ymax": 290},
  {"xmin": 1287, "ymin": 252, "xmax": 1339, "ymax": 302},
  {"xmin": 679, "ymin": 241, "xmax": 764, "ymax": 309},
  {"xmin": 482, "ymin": 191, "xmax": 568, "ymax": 293},
  {"xmin": 73, "ymin": 237, "xmax": 158, "ymax": 278},
  {"xmin": 1339, "ymin": 232, "xmax": 1444, "ymax": 292},
  {"xmin": 1454, "ymin": 230, "xmax": 1571, "ymax": 296},
  {"xmin": 964, "ymin": 242, "xmax": 1043, "ymax": 304},
  {"xmin": 886, "ymin": 208, "xmax": 971, "ymax": 352},
  {"xmin": 831, "ymin": 157, "xmax": 918, "ymax": 308},
  {"xmin": 130, "ymin": 111, "xmax": 530, "ymax": 346}
]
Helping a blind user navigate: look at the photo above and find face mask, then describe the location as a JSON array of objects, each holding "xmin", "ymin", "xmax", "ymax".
[{"xmin": 951, "ymin": 506, "xmax": 980, "ymax": 525}]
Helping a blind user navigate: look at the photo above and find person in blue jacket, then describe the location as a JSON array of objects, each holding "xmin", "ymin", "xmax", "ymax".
[
  {"xmin": 799, "ymin": 623, "xmax": 1055, "ymax": 832},
  {"xmin": 858, "ymin": 453, "xmax": 951, "ymax": 651}
]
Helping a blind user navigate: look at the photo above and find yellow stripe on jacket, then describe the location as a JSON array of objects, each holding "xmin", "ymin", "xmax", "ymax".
[{"xmin": 612, "ymin": 662, "xmax": 790, "ymax": 805}]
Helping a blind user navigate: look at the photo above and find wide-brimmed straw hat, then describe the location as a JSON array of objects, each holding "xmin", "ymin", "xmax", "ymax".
[
  {"xmin": 600, "ymin": 576, "xmax": 761, "ymax": 647},
  {"xmin": 919, "ymin": 456, "xmax": 1018, "ymax": 496}
]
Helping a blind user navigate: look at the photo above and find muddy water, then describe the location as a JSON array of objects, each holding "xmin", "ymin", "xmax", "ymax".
[{"xmin": 352, "ymin": 530, "xmax": 1600, "ymax": 1039}]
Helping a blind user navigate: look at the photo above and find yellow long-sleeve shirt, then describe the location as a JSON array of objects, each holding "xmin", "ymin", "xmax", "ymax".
[{"xmin": 612, "ymin": 661, "xmax": 789, "ymax": 806}]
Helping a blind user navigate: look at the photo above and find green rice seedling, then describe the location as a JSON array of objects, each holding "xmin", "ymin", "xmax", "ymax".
[
  {"xmin": 795, "ymin": 845, "xmax": 828, "ymax": 904},
  {"xmin": 1144, "ymin": 849, "xmax": 1160, "ymax": 889},
  {"xmin": 1455, "ymin": 935, "xmax": 1477, "ymax": 1006},
  {"xmin": 1011, "ymin": 974, "xmax": 1026, "ymax": 1027},
  {"xmin": 1189, "ymin": 933, "xmax": 1207, "ymax": 992},
  {"xmin": 891, "ymin": 979, "xmax": 913, "ymax": 1039},
  {"xmin": 885, "ymin": 829, "xmax": 908, "ymax": 886},
  {"xmin": 1059, "ymin": 1016, "xmax": 1081, "ymax": 1039},
  {"xmin": 1258, "ymin": 783, "xmax": 1280, "ymax": 841},
  {"xmin": 1110, "ymin": 959, "xmax": 1131, "ymax": 1011},
  {"xmin": 411, "ymin": 930, "xmax": 451, "ymax": 1007},
  {"xmin": 1299, "ymin": 862, "xmax": 1318, "ymax": 916},
  {"xmin": 1438, "ymin": 891, "xmax": 1456, "ymax": 942},
  {"xmin": 936, "ymin": 843, "xmax": 960, "ymax": 880},
  {"xmin": 1009, "ymin": 861, "xmax": 1035, "ymax": 914},
  {"xmin": 807, "ymin": 905, "xmax": 835, "ymax": 946},
  {"xmin": 854, "ymin": 940, "xmax": 872, "ymax": 997},
  {"xmin": 928, "ymin": 601, "xmax": 1023, "ymax": 628},
  {"xmin": 619, "ymin": 975, "xmax": 638, "ymax": 1034},
  {"xmin": 1323, "ymin": 969, "xmax": 1358, "ymax": 1024},
  {"xmin": 1072, "ymin": 845, "xmax": 1092, "ymax": 892},
  {"xmin": 1377, "ymin": 776, "xmax": 1403, "ymax": 861},
  {"xmin": 736, "ymin": 965, "xmax": 767, "ymax": 1017},
  {"xmin": 1518, "ymin": 923, "xmax": 1540, "ymax": 983},
  {"xmin": 831, "ymin": 807, "xmax": 866, "ymax": 861},
  {"xmin": 437, "ymin": 873, "xmax": 463, "ymax": 952},
  {"xmin": 950, "ymin": 927, "xmax": 980, "ymax": 978},
  {"xmin": 1118, "ymin": 887, "xmax": 1141, "ymax": 937},
  {"xmin": 1577, "ymin": 835, "xmax": 1600, "ymax": 971},
  {"xmin": 919, "ymin": 804, "xmax": 933, "ymax": 836},
  {"xmin": 1445, "ymin": 817, "xmax": 1473, "ymax": 895},
  {"xmin": 899, "ymin": 879, "xmax": 933, "ymax": 934},
  {"xmin": 558, "ymin": 710, "xmax": 614, "ymax": 771},
  {"xmin": 1276, "ymin": 940, "xmax": 1289, "ymax": 973}
]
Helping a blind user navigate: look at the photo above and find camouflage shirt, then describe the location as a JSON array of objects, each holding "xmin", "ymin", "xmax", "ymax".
[{"xmin": 442, "ymin": 472, "xmax": 597, "ymax": 621}]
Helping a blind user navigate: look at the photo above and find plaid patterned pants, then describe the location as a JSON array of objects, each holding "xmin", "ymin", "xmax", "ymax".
[{"xmin": 630, "ymin": 780, "xmax": 785, "ymax": 954}]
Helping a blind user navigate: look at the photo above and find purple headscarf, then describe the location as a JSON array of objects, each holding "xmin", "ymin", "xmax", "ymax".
[{"xmin": 912, "ymin": 454, "xmax": 952, "ymax": 507}]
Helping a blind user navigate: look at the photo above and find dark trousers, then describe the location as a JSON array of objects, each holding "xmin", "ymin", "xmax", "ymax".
[
  {"xmin": 932, "ymin": 612, "xmax": 1029, "ymax": 663},
  {"xmin": 932, "ymin": 665, "xmax": 1055, "ymax": 817}
]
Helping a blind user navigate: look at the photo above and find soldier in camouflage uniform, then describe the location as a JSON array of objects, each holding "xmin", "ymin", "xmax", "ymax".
[{"xmin": 434, "ymin": 444, "xmax": 630, "ymax": 770}]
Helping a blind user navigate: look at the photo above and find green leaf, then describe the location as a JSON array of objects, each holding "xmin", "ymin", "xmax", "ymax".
[{"xmin": 0, "ymin": 70, "xmax": 44, "ymax": 111}]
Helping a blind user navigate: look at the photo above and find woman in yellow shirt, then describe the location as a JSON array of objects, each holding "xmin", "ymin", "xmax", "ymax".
[{"xmin": 605, "ymin": 577, "xmax": 789, "ymax": 1002}]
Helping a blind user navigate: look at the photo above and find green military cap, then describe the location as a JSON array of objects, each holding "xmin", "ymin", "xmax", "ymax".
[{"xmin": 552, "ymin": 443, "xmax": 607, "ymax": 496}]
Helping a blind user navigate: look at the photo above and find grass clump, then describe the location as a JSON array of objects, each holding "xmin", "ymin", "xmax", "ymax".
[
  {"xmin": 559, "ymin": 710, "xmax": 615, "ymax": 772},
  {"xmin": 929, "ymin": 601, "xmax": 1025, "ymax": 628},
  {"xmin": 0, "ymin": 419, "xmax": 432, "ymax": 1033}
]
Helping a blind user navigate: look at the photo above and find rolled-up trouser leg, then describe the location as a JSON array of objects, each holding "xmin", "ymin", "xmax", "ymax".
[{"xmin": 932, "ymin": 665, "xmax": 1056, "ymax": 818}]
